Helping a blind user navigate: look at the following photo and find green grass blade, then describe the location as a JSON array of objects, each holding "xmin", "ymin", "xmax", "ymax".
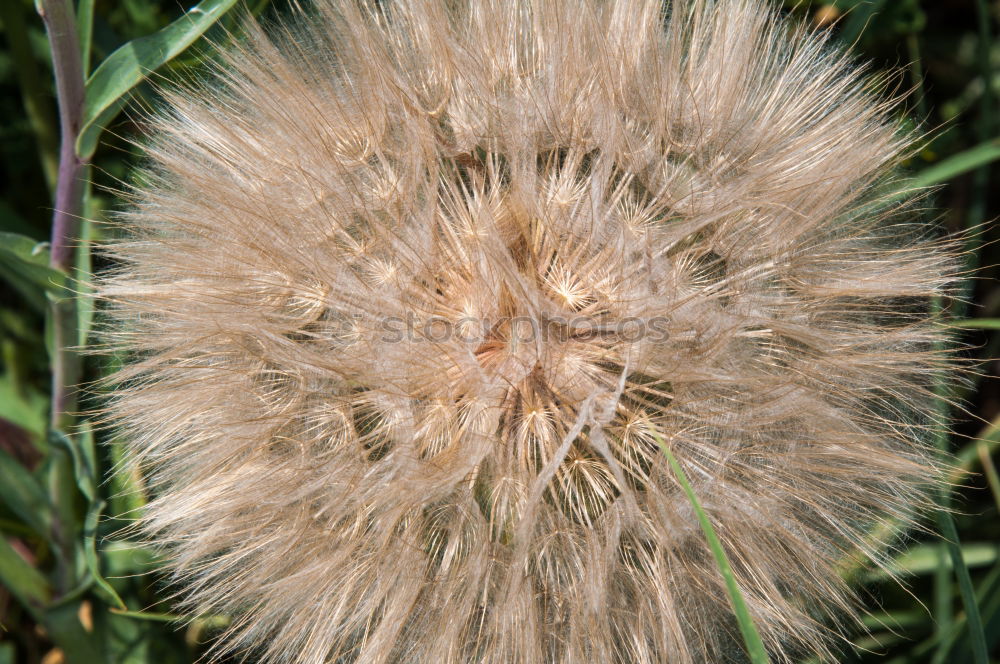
[
  {"xmin": 652, "ymin": 431, "xmax": 771, "ymax": 664},
  {"xmin": 935, "ymin": 508, "xmax": 989, "ymax": 664},
  {"xmin": 75, "ymin": 0, "xmax": 95, "ymax": 78},
  {"xmin": 76, "ymin": 0, "xmax": 240, "ymax": 160},
  {"xmin": 977, "ymin": 442, "xmax": 1000, "ymax": 514},
  {"xmin": 930, "ymin": 293, "xmax": 986, "ymax": 663},
  {"xmin": 863, "ymin": 541, "xmax": 998, "ymax": 581},
  {"xmin": 947, "ymin": 318, "xmax": 1000, "ymax": 329},
  {"xmin": 910, "ymin": 139, "xmax": 1000, "ymax": 190},
  {"xmin": 82, "ymin": 499, "xmax": 127, "ymax": 610},
  {"xmin": 0, "ymin": 448, "xmax": 54, "ymax": 541},
  {"xmin": 109, "ymin": 608, "xmax": 183, "ymax": 622},
  {"xmin": 932, "ymin": 541, "xmax": 953, "ymax": 647},
  {"xmin": 0, "ymin": 534, "xmax": 52, "ymax": 610},
  {"xmin": 41, "ymin": 601, "xmax": 104, "ymax": 664}
]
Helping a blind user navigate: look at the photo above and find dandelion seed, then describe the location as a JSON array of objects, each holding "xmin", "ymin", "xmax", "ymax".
[{"xmin": 100, "ymin": 1, "xmax": 958, "ymax": 662}]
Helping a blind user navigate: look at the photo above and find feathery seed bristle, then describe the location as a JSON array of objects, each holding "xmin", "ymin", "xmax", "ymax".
[{"xmin": 99, "ymin": 1, "xmax": 959, "ymax": 662}]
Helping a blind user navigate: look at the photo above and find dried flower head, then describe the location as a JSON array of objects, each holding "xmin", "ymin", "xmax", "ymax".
[{"xmin": 99, "ymin": 0, "xmax": 958, "ymax": 662}]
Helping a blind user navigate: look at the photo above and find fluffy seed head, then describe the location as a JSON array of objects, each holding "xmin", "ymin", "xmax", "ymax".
[{"xmin": 99, "ymin": 1, "xmax": 958, "ymax": 662}]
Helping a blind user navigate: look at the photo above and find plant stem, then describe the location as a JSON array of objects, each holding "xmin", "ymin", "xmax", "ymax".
[{"xmin": 38, "ymin": 0, "xmax": 87, "ymax": 431}]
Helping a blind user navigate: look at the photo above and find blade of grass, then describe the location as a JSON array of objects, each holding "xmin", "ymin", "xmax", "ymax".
[
  {"xmin": 930, "ymin": 1, "xmax": 996, "ymax": 660},
  {"xmin": 863, "ymin": 542, "xmax": 998, "ymax": 582},
  {"xmin": 945, "ymin": 318, "xmax": 1000, "ymax": 329},
  {"xmin": 910, "ymin": 139, "xmax": 1000, "ymax": 190},
  {"xmin": 931, "ymin": 536, "xmax": 990, "ymax": 664},
  {"xmin": 977, "ymin": 442, "xmax": 1000, "ymax": 514},
  {"xmin": 652, "ymin": 431, "xmax": 771, "ymax": 664},
  {"xmin": 0, "ymin": 449, "xmax": 54, "ymax": 542},
  {"xmin": 0, "ymin": 535, "xmax": 52, "ymax": 610},
  {"xmin": 931, "ymin": 399, "xmax": 988, "ymax": 664},
  {"xmin": 0, "ymin": 538, "xmax": 102, "ymax": 662},
  {"xmin": 109, "ymin": 608, "xmax": 182, "ymax": 622},
  {"xmin": 932, "ymin": 540, "xmax": 953, "ymax": 646},
  {"xmin": 0, "ymin": 230, "xmax": 66, "ymax": 281},
  {"xmin": 957, "ymin": 412, "xmax": 1000, "ymax": 473},
  {"xmin": 76, "ymin": 0, "xmax": 94, "ymax": 78},
  {"xmin": 872, "ymin": 139, "xmax": 1000, "ymax": 210},
  {"xmin": 885, "ymin": 562, "xmax": 1000, "ymax": 664},
  {"xmin": 930, "ymin": 332, "xmax": 988, "ymax": 663}
]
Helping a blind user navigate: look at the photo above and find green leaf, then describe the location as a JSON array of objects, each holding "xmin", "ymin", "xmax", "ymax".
[
  {"xmin": 0, "ymin": 448, "xmax": 54, "ymax": 540},
  {"xmin": 103, "ymin": 540, "xmax": 160, "ymax": 575},
  {"xmin": 76, "ymin": 0, "xmax": 95, "ymax": 78},
  {"xmin": 945, "ymin": 567, "xmax": 1000, "ymax": 663},
  {"xmin": 0, "ymin": 373, "xmax": 48, "ymax": 438},
  {"xmin": 948, "ymin": 318, "xmax": 1000, "ymax": 330},
  {"xmin": 41, "ymin": 601, "xmax": 103, "ymax": 664},
  {"xmin": 902, "ymin": 561, "xmax": 1000, "ymax": 664},
  {"xmin": 76, "ymin": 0, "xmax": 241, "ymax": 160},
  {"xmin": 935, "ymin": 508, "xmax": 989, "ymax": 664},
  {"xmin": 0, "ymin": 231, "xmax": 67, "ymax": 309},
  {"xmin": 652, "ymin": 432, "xmax": 771, "ymax": 664},
  {"xmin": 109, "ymin": 608, "xmax": 182, "ymax": 622},
  {"xmin": 51, "ymin": 425, "xmax": 127, "ymax": 610},
  {"xmin": 0, "ymin": 535, "xmax": 51, "ymax": 612},
  {"xmin": 82, "ymin": 499, "xmax": 126, "ymax": 610},
  {"xmin": 864, "ymin": 541, "xmax": 999, "ymax": 581},
  {"xmin": 49, "ymin": 428, "xmax": 97, "ymax": 502},
  {"xmin": 879, "ymin": 140, "xmax": 1000, "ymax": 209},
  {"xmin": 911, "ymin": 139, "xmax": 1000, "ymax": 190}
]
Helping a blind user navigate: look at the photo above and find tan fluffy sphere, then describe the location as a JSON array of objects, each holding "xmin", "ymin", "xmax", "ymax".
[{"xmin": 99, "ymin": 1, "xmax": 958, "ymax": 662}]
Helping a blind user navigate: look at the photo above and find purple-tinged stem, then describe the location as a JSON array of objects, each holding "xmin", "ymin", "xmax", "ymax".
[{"xmin": 38, "ymin": 0, "xmax": 87, "ymax": 430}]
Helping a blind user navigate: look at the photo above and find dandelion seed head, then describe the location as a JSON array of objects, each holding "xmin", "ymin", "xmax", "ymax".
[{"xmin": 100, "ymin": 1, "xmax": 959, "ymax": 662}]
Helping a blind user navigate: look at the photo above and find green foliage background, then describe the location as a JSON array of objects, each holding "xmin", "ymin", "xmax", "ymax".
[{"xmin": 0, "ymin": 0, "xmax": 997, "ymax": 662}]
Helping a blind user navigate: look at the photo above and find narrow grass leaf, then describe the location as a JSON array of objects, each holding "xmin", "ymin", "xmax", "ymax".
[
  {"xmin": 0, "ymin": 449, "xmax": 54, "ymax": 540},
  {"xmin": 0, "ymin": 535, "xmax": 51, "ymax": 611},
  {"xmin": 907, "ymin": 561, "xmax": 1000, "ymax": 664},
  {"xmin": 947, "ymin": 317, "xmax": 1000, "ymax": 329},
  {"xmin": 934, "ymin": 508, "xmax": 989, "ymax": 664},
  {"xmin": 863, "ymin": 541, "xmax": 998, "ymax": 581},
  {"xmin": 49, "ymin": 429, "xmax": 96, "ymax": 501},
  {"xmin": 75, "ymin": 0, "xmax": 95, "ymax": 77},
  {"xmin": 40, "ymin": 602, "xmax": 104, "ymax": 663},
  {"xmin": 977, "ymin": 442, "xmax": 1000, "ymax": 514},
  {"xmin": 109, "ymin": 608, "xmax": 184, "ymax": 622},
  {"xmin": 652, "ymin": 431, "xmax": 771, "ymax": 664},
  {"xmin": 82, "ymin": 499, "xmax": 126, "ymax": 610},
  {"xmin": 911, "ymin": 139, "xmax": 1000, "ymax": 190},
  {"xmin": 0, "ymin": 375, "xmax": 47, "ymax": 439}
]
